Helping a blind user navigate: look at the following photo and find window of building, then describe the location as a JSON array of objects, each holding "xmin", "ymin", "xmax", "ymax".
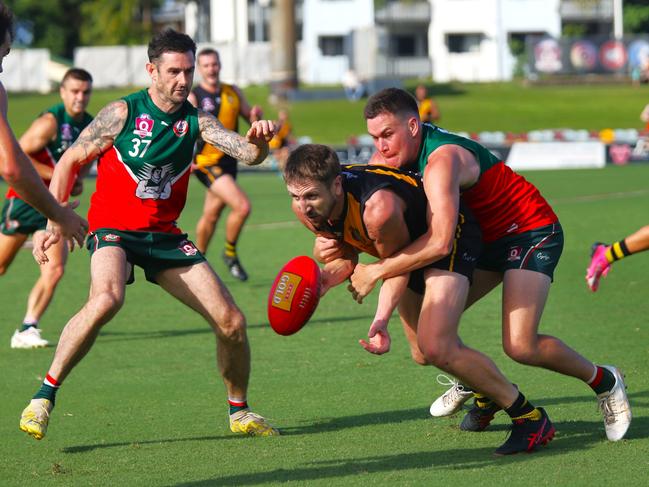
[
  {"xmin": 447, "ymin": 33, "xmax": 484, "ymax": 53},
  {"xmin": 319, "ymin": 36, "xmax": 345, "ymax": 56},
  {"xmin": 393, "ymin": 35, "xmax": 416, "ymax": 56}
]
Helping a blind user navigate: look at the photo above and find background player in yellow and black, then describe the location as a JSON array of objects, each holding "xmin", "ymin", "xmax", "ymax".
[{"xmin": 188, "ymin": 48, "xmax": 263, "ymax": 281}]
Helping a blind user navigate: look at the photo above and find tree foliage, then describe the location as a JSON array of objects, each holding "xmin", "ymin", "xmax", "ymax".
[
  {"xmin": 6, "ymin": 0, "xmax": 163, "ymax": 59},
  {"xmin": 79, "ymin": 0, "xmax": 163, "ymax": 47},
  {"xmin": 6, "ymin": 0, "xmax": 83, "ymax": 59},
  {"xmin": 624, "ymin": 1, "xmax": 649, "ymax": 35}
]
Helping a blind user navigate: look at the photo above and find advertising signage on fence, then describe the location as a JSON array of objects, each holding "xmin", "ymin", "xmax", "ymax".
[{"xmin": 528, "ymin": 36, "xmax": 649, "ymax": 76}]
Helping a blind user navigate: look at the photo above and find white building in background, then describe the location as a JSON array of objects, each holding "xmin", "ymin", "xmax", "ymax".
[
  {"xmin": 68, "ymin": 0, "xmax": 620, "ymax": 90},
  {"xmin": 182, "ymin": 0, "xmax": 568, "ymax": 84},
  {"xmin": 429, "ymin": 0, "xmax": 561, "ymax": 82}
]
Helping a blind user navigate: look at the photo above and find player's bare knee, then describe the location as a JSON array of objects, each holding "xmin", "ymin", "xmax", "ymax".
[
  {"xmin": 239, "ymin": 200, "xmax": 251, "ymax": 219},
  {"xmin": 44, "ymin": 264, "xmax": 65, "ymax": 286},
  {"xmin": 90, "ymin": 290, "xmax": 125, "ymax": 319},
  {"xmin": 215, "ymin": 309, "xmax": 247, "ymax": 343},
  {"xmin": 418, "ymin": 342, "xmax": 452, "ymax": 368},
  {"xmin": 410, "ymin": 347, "xmax": 431, "ymax": 366},
  {"xmin": 503, "ymin": 341, "xmax": 539, "ymax": 366}
]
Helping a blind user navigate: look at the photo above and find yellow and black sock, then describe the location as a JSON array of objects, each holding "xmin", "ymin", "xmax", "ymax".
[
  {"xmin": 224, "ymin": 240, "xmax": 237, "ymax": 259},
  {"xmin": 474, "ymin": 393, "xmax": 495, "ymax": 410},
  {"xmin": 505, "ymin": 392, "xmax": 541, "ymax": 421},
  {"xmin": 605, "ymin": 239, "xmax": 631, "ymax": 264}
]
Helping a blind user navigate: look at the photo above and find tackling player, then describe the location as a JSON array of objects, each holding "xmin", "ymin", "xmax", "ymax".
[
  {"xmin": 285, "ymin": 144, "xmax": 555, "ymax": 455},
  {"xmin": 346, "ymin": 88, "xmax": 630, "ymax": 442},
  {"xmin": 1, "ymin": 68, "xmax": 93, "ymax": 349},
  {"xmin": 19, "ymin": 29, "xmax": 278, "ymax": 440},
  {"xmin": 188, "ymin": 48, "xmax": 263, "ymax": 281}
]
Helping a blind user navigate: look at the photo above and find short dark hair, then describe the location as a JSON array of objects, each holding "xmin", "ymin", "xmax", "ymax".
[
  {"xmin": 284, "ymin": 144, "xmax": 341, "ymax": 187},
  {"xmin": 197, "ymin": 48, "xmax": 219, "ymax": 60},
  {"xmin": 147, "ymin": 29, "xmax": 196, "ymax": 63},
  {"xmin": 364, "ymin": 87, "xmax": 419, "ymax": 120},
  {"xmin": 0, "ymin": 2, "xmax": 14, "ymax": 42},
  {"xmin": 61, "ymin": 68, "xmax": 93, "ymax": 86}
]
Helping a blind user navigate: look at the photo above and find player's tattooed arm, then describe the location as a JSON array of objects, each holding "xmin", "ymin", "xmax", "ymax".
[
  {"xmin": 68, "ymin": 100, "xmax": 128, "ymax": 166},
  {"xmin": 198, "ymin": 109, "xmax": 271, "ymax": 165},
  {"xmin": 49, "ymin": 100, "xmax": 127, "ymax": 203}
]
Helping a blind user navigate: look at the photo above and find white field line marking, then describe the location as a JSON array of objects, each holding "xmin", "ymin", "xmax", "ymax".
[{"xmin": 548, "ymin": 189, "xmax": 649, "ymax": 205}]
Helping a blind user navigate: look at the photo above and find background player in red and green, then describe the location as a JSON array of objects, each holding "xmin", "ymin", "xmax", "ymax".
[
  {"xmin": 345, "ymin": 88, "xmax": 631, "ymax": 443},
  {"xmin": 188, "ymin": 48, "xmax": 263, "ymax": 281},
  {"xmin": 19, "ymin": 29, "xmax": 279, "ymax": 441},
  {"xmin": 0, "ymin": 68, "xmax": 93, "ymax": 349},
  {"xmin": 0, "ymin": 4, "xmax": 88, "ymax": 254}
]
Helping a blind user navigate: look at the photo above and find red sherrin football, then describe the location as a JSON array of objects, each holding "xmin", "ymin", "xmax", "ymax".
[{"xmin": 267, "ymin": 256, "xmax": 321, "ymax": 335}]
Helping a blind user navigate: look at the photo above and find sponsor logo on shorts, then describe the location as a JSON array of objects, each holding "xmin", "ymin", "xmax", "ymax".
[
  {"xmin": 507, "ymin": 246, "xmax": 522, "ymax": 262},
  {"xmin": 178, "ymin": 240, "xmax": 198, "ymax": 256},
  {"xmin": 134, "ymin": 113, "xmax": 154, "ymax": 138},
  {"xmin": 173, "ymin": 119, "xmax": 189, "ymax": 137},
  {"xmin": 461, "ymin": 252, "xmax": 477, "ymax": 262},
  {"xmin": 102, "ymin": 233, "xmax": 121, "ymax": 242},
  {"xmin": 536, "ymin": 252, "xmax": 550, "ymax": 261},
  {"xmin": 271, "ymin": 272, "xmax": 302, "ymax": 312},
  {"xmin": 506, "ymin": 222, "xmax": 519, "ymax": 234},
  {"xmin": 3, "ymin": 219, "xmax": 19, "ymax": 231}
]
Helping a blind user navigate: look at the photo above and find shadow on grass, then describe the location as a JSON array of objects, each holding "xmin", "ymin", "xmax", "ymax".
[
  {"xmin": 96, "ymin": 314, "xmax": 373, "ymax": 342},
  {"xmin": 62, "ymin": 395, "xmax": 647, "ymax": 455},
  {"xmin": 61, "ymin": 434, "xmax": 238, "ymax": 454},
  {"xmin": 167, "ymin": 415, "xmax": 649, "ymax": 486}
]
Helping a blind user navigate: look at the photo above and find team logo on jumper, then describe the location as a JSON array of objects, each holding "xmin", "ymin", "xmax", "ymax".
[
  {"xmin": 135, "ymin": 164, "xmax": 174, "ymax": 200},
  {"xmin": 178, "ymin": 240, "xmax": 199, "ymax": 256},
  {"xmin": 173, "ymin": 119, "xmax": 188, "ymax": 137},
  {"xmin": 61, "ymin": 123, "xmax": 74, "ymax": 142},
  {"xmin": 507, "ymin": 246, "xmax": 522, "ymax": 262},
  {"xmin": 201, "ymin": 97, "xmax": 216, "ymax": 113},
  {"xmin": 134, "ymin": 113, "xmax": 154, "ymax": 138},
  {"xmin": 102, "ymin": 233, "xmax": 121, "ymax": 242}
]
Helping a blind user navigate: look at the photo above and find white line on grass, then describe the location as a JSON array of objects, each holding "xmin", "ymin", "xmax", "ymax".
[{"xmin": 549, "ymin": 189, "xmax": 649, "ymax": 205}]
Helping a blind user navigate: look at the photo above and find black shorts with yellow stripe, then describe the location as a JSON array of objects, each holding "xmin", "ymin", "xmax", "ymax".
[
  {"xmin": 406, "ymin": 207, "xmax": 482, "ymax": 295},
  {"xmin": 194, "ymin": 154, "xmax": 238, "ymax": 188}
]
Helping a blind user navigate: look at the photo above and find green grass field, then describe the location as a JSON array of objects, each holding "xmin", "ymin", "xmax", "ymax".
[
  {"xmin": 7, "ymin": 81, "xmax": 649, "ymax": 144},
  {"xmin": 1, "ymin": 163, "xmax": 648, "ymax": 485}
]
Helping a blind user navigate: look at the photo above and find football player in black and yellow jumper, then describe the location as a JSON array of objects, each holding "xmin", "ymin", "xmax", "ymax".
[{"xmin": 188, "ymin": 48, "xmax": 263, "ymax": 281}]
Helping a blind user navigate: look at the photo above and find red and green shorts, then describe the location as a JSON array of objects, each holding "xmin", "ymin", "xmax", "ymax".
[
  {"xmin": 477, "ymin": 222, "xmax": 563, "ymax": 280},
  {"xmin": 87, "ymin": 228, "xmax": 206, "ymax": 284},
  {"xmin": 1, "ymin": 197, "xmax": 47, "ymax": 236}
]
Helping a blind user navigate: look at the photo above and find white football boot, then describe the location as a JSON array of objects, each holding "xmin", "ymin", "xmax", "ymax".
[
  {"xmin": 430, "ymin": 375, "xmax": 474, "ymax": 417},
  {"xmin": 11, "ymin": 327, "xmax": 49, "ymax": 349},
  {"xmin": 597, "ymin": 365, "xmax": 631, "ymax": 441}
]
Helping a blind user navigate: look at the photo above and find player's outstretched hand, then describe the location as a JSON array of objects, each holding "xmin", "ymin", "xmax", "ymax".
[
  {"xmin": 246, "ymin": 120, "xmax": 276, "ymax": 145},
  {"xmin": 359, "ymin": 319, "xmax": 391, "ymax": 355},
  {"xmin": 349, "ymin": 263, "xmax": 380, "ymax": 303}
]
